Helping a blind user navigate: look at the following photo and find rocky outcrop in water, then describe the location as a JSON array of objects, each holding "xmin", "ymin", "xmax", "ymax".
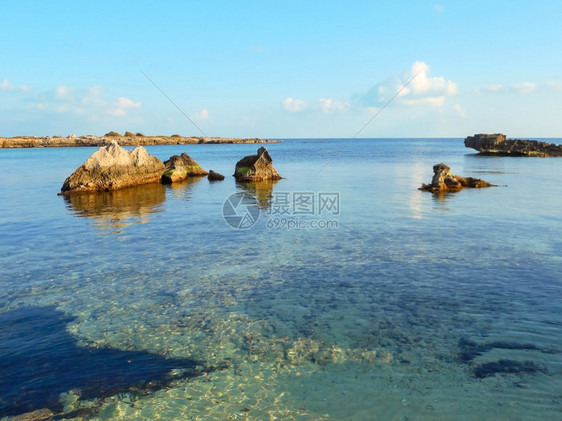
[
  {"xmin": 465, "ymin": 133, "xmax": 562, "ymax": 156},
  {"xmin": 161, "ymin": 153, "xmax": 208, "ymax": 183},
  {"xmin": 208, "ymin": 170, "xmax": 225, "ymax": 181},
  {"xmin": 233, "ymin": 147, "xmax": 282, "ymax": 182},
  {"xmin": 60, "ymin": 141, "xmax": 165, "ymax": 194},
  {"xmin": 419, "ymin": 163, "xmax": 494, "ymax": 194}
]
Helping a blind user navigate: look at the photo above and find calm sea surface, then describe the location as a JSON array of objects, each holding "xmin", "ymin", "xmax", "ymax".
[{"xmin": 0, "ymin": 139, "xmax": 561, "ymax": 420}]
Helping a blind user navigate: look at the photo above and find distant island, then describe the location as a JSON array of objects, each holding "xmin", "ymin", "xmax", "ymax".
[
  {"xmin": 0, "ymin": 132, "xmax": 280, "ymax": 148},
  {"xmin": 465, "ymin": 133, "xmax": 562, "ymax": 157}
]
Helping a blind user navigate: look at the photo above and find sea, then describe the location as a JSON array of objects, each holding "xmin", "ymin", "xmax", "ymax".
[{"xmin": 0, "ymin": 138, "xmax": 561, "ymax": 420}]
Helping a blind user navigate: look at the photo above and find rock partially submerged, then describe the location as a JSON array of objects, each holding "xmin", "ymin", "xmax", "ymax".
[
  {"xmin": 233, "ymin": 147, "xmax": 282, "ymax": 182},
  {"xmin": 208, "ymin": 170, "xmax": 225, "ymax": 181},
  {"xmin": 161, "ymin": 153, "xmax": 208, "ymax": 184},
  {"xmin": 60, "ymin": 141, "xmax": 165, "ymax": 194},
  {"xmin": 465, "ymin": 133, "xmax": 562, "ymax": 157},
  {"xmin": 420, "ymin": 163, "xmax": 494, "ymax": 194}
]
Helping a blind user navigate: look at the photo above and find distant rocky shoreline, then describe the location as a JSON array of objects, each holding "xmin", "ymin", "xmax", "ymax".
[{"xmin": 0, "ymin": 133, "xmax": 280, "ymax": 148}]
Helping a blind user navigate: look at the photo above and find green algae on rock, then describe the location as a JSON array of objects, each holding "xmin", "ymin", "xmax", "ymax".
[
  {"xmin": 161, "ymin": 153, "xmax": 208, "ymax": 184},
  {"xmin": 233, "ymin": 147, "xmax": 282, "ymax": 182}
]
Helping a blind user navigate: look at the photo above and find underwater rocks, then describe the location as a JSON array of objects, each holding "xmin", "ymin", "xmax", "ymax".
[
  {"xmin": 60, "ymin": 141, "xmax": 165, "ymax": 194},
  {"xmin": 10, "ymin": 408, "xmax": 54, "ymax": 421},
  {"xmin": 457, "ymin": 338, "xmax": 555, "ymax": 378},
  {"xmin": 161, "ymin": 153, "xmax": 208, "ymax": 183},
  {"xmin": 233, "ymin": 147, "xmax": 282, "ymax": 182},
  {"xmin": 419, "ymin": 163, "xmax": 494, "ymax": 194},
  {"xmin": 0, "ymin": 306, "xmax": 207, "ymax": 418},
  {"xmin": 208, "ymin": 170, "xmax": 225, "ymax": 181},
  {"xmin": 465, "ymin": 133, "xmax": 562, "ymax": 157}
]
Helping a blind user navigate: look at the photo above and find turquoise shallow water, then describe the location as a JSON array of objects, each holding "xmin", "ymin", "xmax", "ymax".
[{"xmin": 0, "ymin": 139, "xmax": 561, "ymax": 420}]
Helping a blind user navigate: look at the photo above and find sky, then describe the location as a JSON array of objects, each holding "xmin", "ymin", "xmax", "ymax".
[{"xmin": 1, "ymin": 0, "xmax": 561, "ymax": 138}]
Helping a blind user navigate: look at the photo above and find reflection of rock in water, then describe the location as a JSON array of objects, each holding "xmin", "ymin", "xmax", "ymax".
[
  {"xmin": 0, "ymin": 307, "xmax": 207, "ymax": 418},
  {"xmin": 238, "ymin": 179, "xmax": 279, "ymax": 210},
  {"xmin": 63, "ymin": 183, "xmax": 166, "ymax": 232},
  {"xmin": 167, "ymin": 176, "xmax": 205, "ymax": 199}
]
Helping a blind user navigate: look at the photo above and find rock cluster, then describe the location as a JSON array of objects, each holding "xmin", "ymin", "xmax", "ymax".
[
  {"xmin": 161, "ymin": 153, "xmax": 208, "ymax": 183},
  {"xmin": 233, "ymin": 147, "xmax": 282, "ymax": 182},
  {"xmin": 60, "ymin": 141, "xmax": 165, "ymax": 194},
  {"xmin": 60, "ymin": 143, "xmax": 283, "ymax": 194},
  {"xmin": 420, "ymin": 163, "xmax": 494, "ymax": 194},
  {"xmin": 465, "ymin": 133, "xmax": 562, "ymax": 157}
]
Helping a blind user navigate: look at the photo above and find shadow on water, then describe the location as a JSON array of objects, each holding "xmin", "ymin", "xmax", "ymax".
[
  {"xmin": 0, "ymin": 306, "xmax": 212, "ymax": 418},
  {"xmin": 63, "ymin": 183, "xmax": 166, "ymax": 233}
]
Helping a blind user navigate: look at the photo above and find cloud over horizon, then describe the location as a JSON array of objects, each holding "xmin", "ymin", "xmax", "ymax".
[
  {"xmin": 1, "ymin": 78, "xmax": 31, "ymax": 92},
  {"xmin": 479, "ymin": 82, "xmax": 538, "ymax": 95},
  {"xmin": 359, "ymin": 61, "xmax": 458, "ymax": 108},
  {"xmin": 29, "ymin": 85, "xmax": 141, "ymax": 118},
  {"xmin": 282, "ymin": 97, "xmax": 308, "ymax": 112}
]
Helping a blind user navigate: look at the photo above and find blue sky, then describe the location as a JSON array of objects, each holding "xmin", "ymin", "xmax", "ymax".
[{"xmin": 1, "ymin": 0, "xmax": 561, "ymax": 138}]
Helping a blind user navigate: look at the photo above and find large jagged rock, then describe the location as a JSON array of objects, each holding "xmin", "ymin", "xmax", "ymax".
[
  {"xmin": 419, "ymin": 163, "xmax": 494, "ymax": 194},
  {"xmin": 161, "ymin": 153, "xmax": 208, "ymax": 183},
  {"xmin": 60, "ymin": 140, "xmax": 165, "ymax": 194},
  {"xmin": 233, "ymin": 147, "xmax": 282, "ymax": 182},
  {"xmin": 465, "ymin": 133, "xmax": 562, "ymax": 156}
]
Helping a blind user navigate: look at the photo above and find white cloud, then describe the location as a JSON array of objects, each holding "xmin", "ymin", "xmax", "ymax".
[
  {"xmin": 511, "ymin": 82, "xmax": 536, "ymax": 94},
  {"xmin": 282, "ymin": 97, "xmax": 308, "ymax": 112},
  {"xmin": 360, "ymin": 61, "xmax": 457, "ymax": 108},
  {"xmin": 479, "ymin": 82, "xmax": 537, "ymax": 95},
  {"xmin": 117, "ymin": 97, "xmax": 141, "ymax": 109},
  {"xmin": 191, "ymin": 109, "xmax": 209, "ymax": 120},
  {"xmin": 546, "ymin": 81, "xmax": 562, "ymax": 90},
  {"xmin": 318, "ymin": 98, "xmax": 349, "ymax": 113},
  {"xmin": 29, "ymin": 85, "xmax": 141, "ymax": 118},
  {"xmin": 401, "ymin": 96, "xmax": 446, "ymax": 107},
  {"xmin": 1, "ymin": 78, "xmax": 31, "ymax": 92},
  {"xmin": 249, "ymin": 44, "xmax": 269, "ymax": 53},
  {"xmin": 106, "ymin": 97, "xmax": 141, "ymax": 116},
  {"xmin": 479, "ymin": 84, "xmax": 505, "ymax": 94},
  {"xmin": 454, "ymin": 103, "xmax": 467, "ymax": 118},
  {"xmin": 433, "ymin": 3, "xmax": 445, "ymax": 13},
  {"xmin": 55, "ymin": 85, "xmax": 73, "ymax": 100}
]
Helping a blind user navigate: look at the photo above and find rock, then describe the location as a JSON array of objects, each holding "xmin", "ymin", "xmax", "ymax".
[
  {"xmin": 208, "ymin": 170, "xmax": 225, "ymax": 181},
  {"xmin": 161, "ymin": 153, "xmax": 208, "ymax": 183},
  {"xmin": 419, "ymin": 163, "xmax": 494, "ymax": 194},
  {"xmin": 60, "ymin": 140, "xmax": 165, "ymax": 194},
  {"xmin": 233, "ymin": 147, "xmax": 282, "ymax": 182},
  {"xmin": 465, "ymin": 133, "xmax": 562, "ymax": 156},
  {"xmin": 10, "ymin": 408, "xmax": 54, "ymax": 421}
]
